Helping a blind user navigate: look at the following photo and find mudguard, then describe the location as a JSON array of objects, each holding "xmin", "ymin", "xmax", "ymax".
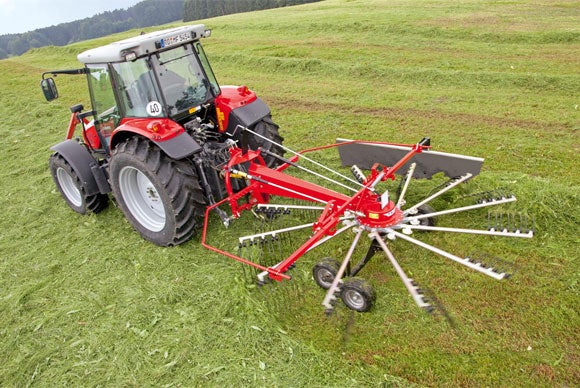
[
  {"xmin": 153, "ymin": 131, "xmax": 202, "ymax": 159},
  {"xmin": 226, "ymin": 97, "xmax": 271, "ymax": 134},
  {"xmin": 50, "ymin": 140, "xmax": 110, "ymax": 195},
  {"xmin": 111, "ymin": 119, "xmax": 202, "ymax": 160}
]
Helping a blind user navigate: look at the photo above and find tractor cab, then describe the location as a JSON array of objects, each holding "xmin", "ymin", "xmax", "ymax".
[
  {"xmin": 42, "ymin": 24, "xmax": 278, "ymax": 158},
  {"xmin": 78, "ymin": 26, "xmax": 219, "ymax": 125}
]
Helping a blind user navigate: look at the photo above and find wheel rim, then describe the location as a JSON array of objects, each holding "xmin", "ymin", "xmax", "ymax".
[
  {"xmin": 315, "ymin": 267, "xmax": 335, "ymax": 289},
  {"xmin": 56, "ymin": 167, "xmax": 82, "ymax": 207},
  {"xmin": 118, "ymin": 166, "xmax": 165, "ymax": 232},
  {"xmin": 342, "ymin": 288, "xmax": 366, "ymax": 310}
]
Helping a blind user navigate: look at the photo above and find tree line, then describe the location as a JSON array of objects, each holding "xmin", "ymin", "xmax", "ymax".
[
  {"xmin": 0, "ymin": 0, "xmax": 321, "ymax": 60},
  {"xmin": 183, "ymin": 0, "xmax": 320, "ymax": 21},
  {"xmin": 0, "ymin": 0, "xmax": 183, "ymax": 59}
]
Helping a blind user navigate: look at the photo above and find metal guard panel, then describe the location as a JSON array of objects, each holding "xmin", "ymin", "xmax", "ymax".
[
  {"xmin": 336, "ymin": 138, "xmax": 484, "ymax": 179},
  {"xmin": 156, "ymin": 131, "xmax": 202, "ymax": 160},
  {"xmin": 230, "ymin": 97, "xmax": 270, "ymax": 128}
]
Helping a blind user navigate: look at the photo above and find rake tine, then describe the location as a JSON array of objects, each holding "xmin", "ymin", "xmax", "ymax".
[
  {"xmin": 420, "ymin": 287, "xmax": 455, "ymax": 326},
  {"xmin": 386, "ymin": 228, "xmax": 508, "ymax": 280},
  {"xmin": 404, "ymin": 173, "xmax": 473, "ymax": 216},
  {"xmin": 404, "ymin": 195, "xmax": 517, "ymax": 223},
  {"xmin": 237, "ymin": 242, "xmax": 251, "ymax": 282},
  {"xmin": 468, "ymin": 252, "xmax": 516, "ymax": 278},
  {"xmin": 238, "ymin": 222, "xmax": 316, "ymax": 245},
  {"xmin": 485, "ymin": 211, "xmax": 534, "ymax": 237},
  {"xmin": 371, "ymin": 232, "xmax": 432, "ymax": 311}
]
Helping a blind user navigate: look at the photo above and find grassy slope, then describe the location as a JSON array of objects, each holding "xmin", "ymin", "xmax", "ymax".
[{"xmin": 0, "ymin": 0, "xmax": 578, "ymax": 386}]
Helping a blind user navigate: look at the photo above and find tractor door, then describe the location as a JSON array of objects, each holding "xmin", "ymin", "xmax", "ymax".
[{"xmin": 85, "ymin": 64, "xmax": 121, "ymax": 150}]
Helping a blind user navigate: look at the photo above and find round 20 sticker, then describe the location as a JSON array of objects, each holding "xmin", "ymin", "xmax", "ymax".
[{"xmin": 146, "ymin": 101, "xmax": 163, "ymax": 116}]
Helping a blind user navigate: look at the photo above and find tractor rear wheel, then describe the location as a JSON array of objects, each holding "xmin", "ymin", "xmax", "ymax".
[
  {"xmin": 49, "ymin": 153, "xmax": 108, "ymax": 214},
  {"xmin": 247, "ymin": 116, "xmax": 284, "ymax": 168},
  {"xmin": 110, "ymin": 137, "xmax": 205, "ymax": 246}
]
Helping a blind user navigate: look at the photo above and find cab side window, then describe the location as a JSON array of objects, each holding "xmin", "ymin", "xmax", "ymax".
[{"xmin": 87, "ymin": 64, "xmax": 119, "ymax": 136}]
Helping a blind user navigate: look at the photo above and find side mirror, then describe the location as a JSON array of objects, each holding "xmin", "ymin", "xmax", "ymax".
[{"xmin": 40, "ymin": 77, "xmax": 58, "ymax": 101}]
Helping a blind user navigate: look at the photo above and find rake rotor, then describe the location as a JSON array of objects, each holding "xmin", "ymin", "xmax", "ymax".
[{"xmin": 201, "ymin": 128, "xmax": 533, "ymax": 315}]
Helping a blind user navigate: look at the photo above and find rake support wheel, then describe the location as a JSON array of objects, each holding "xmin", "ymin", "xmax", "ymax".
[
  {"xmin": 416, "ymin": 204, "xmax": 436, "ymax": 227},
  {"xmin": 313, "ymin": 257, "xmax": 340, "ymax": 290},
  {"xmin": 340, "ymin": 277, "xmax": 375, "ymax": 312}
]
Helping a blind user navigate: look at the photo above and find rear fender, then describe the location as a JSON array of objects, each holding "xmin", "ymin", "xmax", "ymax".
[
  {"xmin": 50, "ymin": 140, "xmax": 110, "ymax": 195},
  {"xmin": 215, "ymin": 86, "xmax": 270, "ymax": 134},
  {"xmin": 110, "ymin": 118, "xmax": 201, "ymax": 159}
]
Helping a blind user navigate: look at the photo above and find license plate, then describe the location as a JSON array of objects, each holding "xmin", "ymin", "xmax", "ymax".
[{"xmin": 159, "ymin": 32, "xmax": 192, "ymax": 48}]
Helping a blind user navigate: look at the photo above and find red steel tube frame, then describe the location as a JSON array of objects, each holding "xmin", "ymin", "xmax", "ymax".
[{"xmin": 201, "ymin": 139, "xmax": 428, "ymax": 282}]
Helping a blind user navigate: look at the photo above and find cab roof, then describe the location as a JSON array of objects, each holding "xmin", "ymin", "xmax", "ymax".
[{"xmin": 77, "ymin": 24, "xmax": 210, "ymax": 64}]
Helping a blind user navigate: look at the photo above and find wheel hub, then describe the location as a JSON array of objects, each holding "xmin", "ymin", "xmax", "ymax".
[
  {"xmin": 56, "ymin": 167, "xmax": 82, "ymax": 207},
  {"xmin": 119, "ymin": 166, "xmax": 166, "ymax": 232},
  {"xmin": 355, "ymin": 197, "xmax": 404, "ymax": 229}
]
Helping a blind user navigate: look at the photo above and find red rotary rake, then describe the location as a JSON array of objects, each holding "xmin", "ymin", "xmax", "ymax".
[{"xmin": 202, "ymin": 127, "xmax": 533, "ymax": 314}]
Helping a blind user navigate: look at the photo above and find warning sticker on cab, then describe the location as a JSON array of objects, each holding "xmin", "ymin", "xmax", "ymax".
[{"xmin": 146, "ymin": 101, "xmax": 163, "ymax": 116}]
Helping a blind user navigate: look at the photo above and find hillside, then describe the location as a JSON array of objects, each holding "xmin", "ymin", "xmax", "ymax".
[
  {"xmin": 0, "ymin": 0, "xmax": 578, "ymax": 385},
  {"xmin": 0, "ymin": 0, "xmax": 184, "ymax": 58}
]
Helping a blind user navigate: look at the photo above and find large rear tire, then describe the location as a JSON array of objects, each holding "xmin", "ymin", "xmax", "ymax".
[
  {"xmin": 49, "ymin": 153, "xmax": 108, "ymax": 214},
  {"xmin": 110, "ymin": 137, "xmax": 205, "ymax": 246},
  {"xmin": 247, "ymin": 116, "xmax": 284, "ymax": 168}
]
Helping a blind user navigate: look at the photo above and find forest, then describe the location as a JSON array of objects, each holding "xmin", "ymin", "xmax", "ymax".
[
  {"xmin": 183, "ymin": 0, "xmax": 321, "ymax": 21},
  {"xmin": 0, "ymin": 0, "xmax": 320, "ymax": 59}
]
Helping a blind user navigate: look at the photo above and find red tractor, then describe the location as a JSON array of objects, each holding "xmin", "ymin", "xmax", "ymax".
[{"xmin": 41, "ymin": 24, "xmax": 283, "ymax": 246}]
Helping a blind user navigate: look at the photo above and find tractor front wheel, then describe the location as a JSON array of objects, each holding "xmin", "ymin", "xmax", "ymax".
[
  {"xmin": 110, "ymin": 137, "xmax": 205, "ymax": 246},
  {"xmin": 49, "ymin": 154, "xmax": 108, "ymax": 214}
]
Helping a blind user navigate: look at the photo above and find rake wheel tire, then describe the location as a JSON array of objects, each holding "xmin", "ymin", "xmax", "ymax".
[
  {"xmin": 49, "ymin": 153, "xmax": 108, "ymax": 215},
  {"xmin": 340, "ymin": 277, "xmax": 375, "ymax": 312},
  {"xmin": 416, "ymin": 204, "xmax": 436, "ymax": 227},
  {"xmin": 313, "ymin": 257, "xmax": 340, "ymax": 289},
  {"xmin": 247, "ymin": 116, "xmax": 284, "ymax": 168},
  {"xmin": 110, "ymin": 137, "xmax": 205, "ymax": 246}
]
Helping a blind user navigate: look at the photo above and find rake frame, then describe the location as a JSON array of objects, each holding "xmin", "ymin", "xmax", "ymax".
[{"xmin": 200, "ymin": 133, "xmax": 533, "ymax": 313}]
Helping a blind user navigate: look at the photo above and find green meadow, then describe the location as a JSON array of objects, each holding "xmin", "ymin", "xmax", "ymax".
[{"xmin": 0, "ymin": 0, "xmax": 578, "ymax": 386}]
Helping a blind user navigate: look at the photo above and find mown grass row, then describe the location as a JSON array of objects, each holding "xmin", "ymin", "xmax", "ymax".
[{"xmin": 1, "ymin": 0, "xmax": 578, "ymax": 386}]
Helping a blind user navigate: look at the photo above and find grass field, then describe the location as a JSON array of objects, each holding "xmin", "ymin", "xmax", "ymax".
[{"xmin": 0, "ymin": 0, "xmax": 578, "ymax": 386}]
